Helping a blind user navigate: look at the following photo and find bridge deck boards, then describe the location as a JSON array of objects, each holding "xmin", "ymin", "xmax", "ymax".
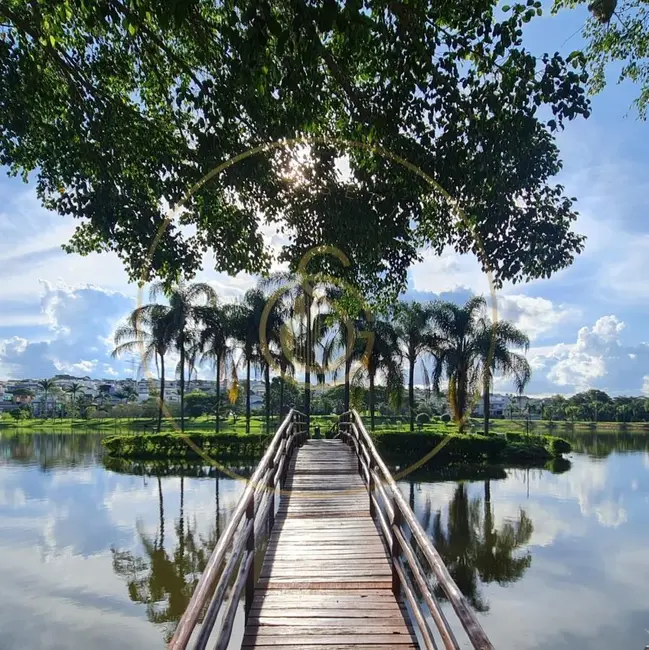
[{"xmin": 243, "ymin": 439, "xmax": 418, "ymax": 649}]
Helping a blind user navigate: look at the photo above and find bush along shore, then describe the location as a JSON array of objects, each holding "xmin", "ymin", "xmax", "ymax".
[
  {"xmin": 102, "ymin": 429, "xmax": 571, "ymax": 467},
  {"xmin": 102, "ymin": 431, "xmax": 272, "ymax": 460},
  {"xmin": 373, "ymin": 430, "xmax": 570, "ymax": 465}
]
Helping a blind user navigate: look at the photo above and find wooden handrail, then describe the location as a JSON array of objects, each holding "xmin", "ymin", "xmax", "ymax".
[
  {"xmin": 168, "ymin": 409, "xmax": 307, "ymax": 650},
  {"xmin": 340, "ymin": 410, "xmax": 495, "ymax": 650}
]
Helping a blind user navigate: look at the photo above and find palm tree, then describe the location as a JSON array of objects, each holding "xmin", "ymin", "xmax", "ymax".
[
  {"xmin": 230, "ymin": 289, "xmax": 267, "ymax": 434},
  {"xmin": 112, "ymin": 303, "xmax": 173, "ymax": 433},
  {"xmin": 394, "ymin": 301, "xmax": 438, "ymax": 432},
  {"xmin": 37, "ymin": 378, "xmax": 56, "ymax": 418},
  {"xmin": 259, "ymin": 271, "xmax": 323, "ymax": 428},
  {"xmin": 117, "ymin": 383, "xmax": 139, "ymax": 403},
  {"xmin": 65, "ymin": 382, "xmax": 82, "ymax": 419},
  {"xmin": 318, "ymin": 287, "xmax": 366, "ymax": 414},
  {"xmin": 260, "ymin": 292, "xmax": 290, "ymax": 433},
  {"xmin": 590, "ymin": 400, "xmax": 601, "ymax": 423},
  {"xmin": 97, "ymin": 385, "xmax": 111, "ymax": 409},
  {"xmin": 196, "ymin": 302, "xmax": 233, "ymax": 434},
  {"xmin": 150, "ymin": 281, "xmax": 216, "ymax": 433},
  {"xmin": 351, "ymin": 318, "xmax": 403, "ymax": 431},
  {"xmin": 431, "ymin": 297, "xmax": 488, "ymax": 433},
  {"xmin": 477, "ymin": 320, "xmax": 531, "ymax": 436},
  {"xmin": 274, "ymin": 340, "xmax": 295, "ymax": 421}
]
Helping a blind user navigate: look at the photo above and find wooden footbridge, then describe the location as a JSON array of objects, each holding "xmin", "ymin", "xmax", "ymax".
[{"xmin": 169, "ymin": 410, "xmax": 494, "ymax": 650}]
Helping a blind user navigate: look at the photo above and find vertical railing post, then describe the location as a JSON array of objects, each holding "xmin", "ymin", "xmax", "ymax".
[
  {"xmin": 391, "ymin": 501, "xmax": 403, "ymax": 596},
  {"xmin": 369, "ymin": 468, "xmax": 376, "ymax": 518},
  {"xmin": 357, "ymin": 435, "xmax": 362, "ymax": 475},
  {"xmin": 244, "ymin": 497, "xmax": 255, "ymax": 619},
  {"xmin": 268, "ymin": 458, "xmax": 275, "ymax": 534}
]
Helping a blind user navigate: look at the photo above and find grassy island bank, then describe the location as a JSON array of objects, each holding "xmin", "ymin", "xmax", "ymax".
[{"xmin": 102, "ymin": 428, "xmax": 571, "ymax": 468}]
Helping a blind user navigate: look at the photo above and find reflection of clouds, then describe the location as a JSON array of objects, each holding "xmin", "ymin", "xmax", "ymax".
[
  {"xmin": 0, "ymin": 485, "xmax": 26, "ymax": 508},
  {"xmin": 0, "ymin": 457, "xmax": 249, "ymax": 649},
  {"xmin": 414, "ymin": 452, "xmax": 649, "ymax": 650},
  {"xmin": 594, "ymin": 500, "xmax": 627, "ymax": 527},
  {"xmin": 498, "ymin": 457, "xmax": 629, "ymax": 530},
  {"xmin": 480, "ymin": 546, "xmax": 649, "ymax": 650},
  {"xmin": 0, "ymin": 544, "xmax": 158, "ymax": 650},
  {"xmin": 493, "ymin": 499, "xmax": 584, "ymax": 548}
]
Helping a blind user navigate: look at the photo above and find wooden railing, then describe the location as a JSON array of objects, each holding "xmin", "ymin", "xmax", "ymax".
[
  {"xmin": 339, "ymin": 409, "xmax": 495, "ymax": 650},
  {"xmin": 168, "ymin": 409, "xmax": 307, "ymax": 650}
]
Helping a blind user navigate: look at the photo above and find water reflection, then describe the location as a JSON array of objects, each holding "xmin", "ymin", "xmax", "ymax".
[
  {"xmin": 420, "ymin": 482, "xmax": 533, "ymax": 612},
  {"xmin": 0, "ymin": 431, "xmax": 105, "ymax": 469},
  {"xmin": 567, "ymin": 432, "xmax": 649, "ymax": 457},
  {"xmin": 1, "ymin": 432, "xmax": 648, "ymax": 650},
  {"xmin": 0, "ymin": 433, "xmax": 250, "ymax": 649},
  {"xmin": 112, "ymin": 475, "xmax": 220, "ymax": 642}
]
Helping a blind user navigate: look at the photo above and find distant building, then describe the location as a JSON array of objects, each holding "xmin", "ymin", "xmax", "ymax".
[{"xmin": 472, "ymin": 394, "xmax": 512, "ymax": 417}]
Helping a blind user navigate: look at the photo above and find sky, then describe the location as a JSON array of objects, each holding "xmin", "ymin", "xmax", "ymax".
[{"xmin": 0, "ymin": 4, "xmax": 647, "ymax": 397}]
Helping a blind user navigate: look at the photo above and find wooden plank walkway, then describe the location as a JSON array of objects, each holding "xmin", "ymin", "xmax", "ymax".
[{"xmin": 242, "ymin": 439, "xmax": 418, "ymax": 649}]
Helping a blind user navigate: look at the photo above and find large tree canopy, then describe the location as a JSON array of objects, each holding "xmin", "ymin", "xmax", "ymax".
[
  {"xmin": 554, "ymin": 0, "xmax": 649, "ymax": 118},
  {"xmin": 0, "ymin": 0, "xmax": 590, "ymax": 296}
]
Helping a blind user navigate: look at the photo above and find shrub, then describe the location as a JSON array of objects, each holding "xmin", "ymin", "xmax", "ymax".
[
  {"xmin": 416, "ymin": 412, "xmax": 430, "ymax": 430},
  {"xmin": 440, "ymin": 413, "xmax": 451, "ymax": 424},
  {"xmin": 548, "ymin": 437, "xmax": 571, "ymax": 455},
  {"xmin": 505, "ymin": 432, "xmax": 523, "ymax": 442},
  {"xmin": 103, "ymin": 431, "xmax": 272, "ymax": 459},
  {"xmin": 10, "ymin": 407, "xmax": 31, "ymax": 420}
]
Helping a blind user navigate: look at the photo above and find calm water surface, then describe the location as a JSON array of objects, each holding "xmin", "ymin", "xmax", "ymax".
[{"xmin": 0, "ymin": 431, "xmax": 648, "ymax": 649}]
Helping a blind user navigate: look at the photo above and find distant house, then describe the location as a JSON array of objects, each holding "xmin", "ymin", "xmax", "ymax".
[{"xmin": 472, "ymin": 394, "xmax": 512, "ymax": 417}]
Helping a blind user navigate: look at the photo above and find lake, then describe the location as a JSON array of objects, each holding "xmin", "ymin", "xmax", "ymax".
[{"xmin": 0, "ymin": 431, "xmax": 647, "ymax": 649}]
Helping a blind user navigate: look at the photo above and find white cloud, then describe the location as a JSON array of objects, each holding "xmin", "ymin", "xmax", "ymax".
[
  {"xmin": 642, "ymin": 376, "xmax": 649, "ymax": 396},
  {"xmin": 494, "ymin": 294, "xmax": 580, "ymax": 341},
  {"xmin": 526, "ymin": 315, "xmax": 649, "ymax": 395},
  {"xmin": 409, "ymin": 248, "xmax": 490, "ymax": 295},
  {"xmin": 0, "ymin": 282, "xmax": 134, "ymax": 379}
]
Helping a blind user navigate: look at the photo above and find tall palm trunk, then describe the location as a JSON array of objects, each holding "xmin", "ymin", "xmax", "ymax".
[
  {"xmin": 215, "ymin": 354, "xmax": 221, "ymax": 434},
  {"xmin": 369, "ymin": 371, "xmax": 376, "ymax": 432},
  {"xmin": 157, "ymin": 353, "xmax": 166, "ymax": 433},
  {"xmin": 179, "ymin": 331, "xmax": 186, "ymax": 434},
  {"xmin": 456, "ymin": 363, "xmax": 469, "ymax": 434},
  {"xmin": 245, "ymin": 356, "xmax": 251, "ymax": 434},
  {"xmin": 344, "ymin": 339, "xmax": 351, "ymax": 413},
  {"xmin": 408, "ymin": 352, "xmax": 415, "ymax": 432},
  {"xmin": 264, "ymin": 363, "xmax": 271, "ymax": 434},
  {"xmin": 304, "ymin": 294, "xmax": 312, "ymax": 430},
  {"xmin": 483, "ymin": 372, "xmax": 491, "ymax": 436}
]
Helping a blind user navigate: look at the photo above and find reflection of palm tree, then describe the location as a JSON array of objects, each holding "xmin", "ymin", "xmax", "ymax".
[
  {"xmin": 428, "ymin": 483, "xmax": 533, "ymax": 612},
  {"xmin": 112, "ymin": 476, "xmax": 215, "ymax": 643}
]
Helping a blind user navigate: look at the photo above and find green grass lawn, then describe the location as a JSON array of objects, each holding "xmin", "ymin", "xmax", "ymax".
[
  {"xmin": 0, "ymin": 415, "xmax": 275, "ymax": 434},
  {"xmin": 2, "ymin": 413, "xmax": 647, "ymax": 435}
]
